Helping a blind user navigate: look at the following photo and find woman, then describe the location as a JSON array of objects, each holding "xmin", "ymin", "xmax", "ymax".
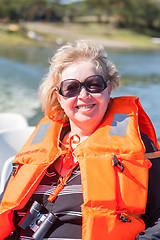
[{"xmin": 0, "ymin": 40, "xmax": 160, "ymax": 240}]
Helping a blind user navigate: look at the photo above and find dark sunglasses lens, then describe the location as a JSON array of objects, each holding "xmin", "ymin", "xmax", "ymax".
[
  {"xmin": 59, "ymin": 75, "xmax": 107, "ymax": 97},
  {"xmin": 86, "ymin": 75, "xmax": 106, "ymax": 93},
  {"xmin": 60, "ymin": 80, "xmax": 80, "ymax": 97}
]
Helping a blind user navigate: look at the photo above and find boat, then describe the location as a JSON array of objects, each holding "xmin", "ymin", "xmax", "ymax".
[{"xmin": 0, "ymin": 113, "xmax": 35, "ymax": 194}]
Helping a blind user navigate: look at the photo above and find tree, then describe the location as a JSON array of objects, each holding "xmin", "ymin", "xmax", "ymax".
[
  {"xmin": 0, "ymin": 0, "xmax": 64, "ymax": 21},
  {"xmin": 85, "ymin": 0, "xmax": 115, "ymax": 22}
]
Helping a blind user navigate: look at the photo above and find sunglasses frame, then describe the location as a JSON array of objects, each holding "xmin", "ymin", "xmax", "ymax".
[{"xmin": 57, "ymin": 75, "xmax": 109, "ymax": 98}]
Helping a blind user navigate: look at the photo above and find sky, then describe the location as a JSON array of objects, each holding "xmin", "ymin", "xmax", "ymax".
[{"xmin": 61, "ymin": 0, "xmax": 84, "ymax": 4}]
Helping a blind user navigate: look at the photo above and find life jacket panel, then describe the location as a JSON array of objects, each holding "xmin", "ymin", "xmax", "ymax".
[
  {"xmin": 82, "ymin": 207, "xmax": 145, "ymax": 240},
  {"xmin": 74, "ymin": 96, "xmax": 154, "ymax": 240},
  {"xmin": 1, "ymin": 116, "xmax": 63, "ymax": 210},
  {"xmin": 0, "ymin": 211, "xmax": 14, "ymax": 240},
  {"xmin": 0, "ymin": 116, "xmax": 64, "ymax": 239}
]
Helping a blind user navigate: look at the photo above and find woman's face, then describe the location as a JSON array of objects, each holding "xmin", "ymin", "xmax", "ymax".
[{"xmin": 57, "ymin": 60, "xmax": 112, "ymax": 131}]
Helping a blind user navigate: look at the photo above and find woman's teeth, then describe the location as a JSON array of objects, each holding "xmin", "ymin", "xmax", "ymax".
[{"xmin": 77, "ymin": 104, "xmax": 94, "ymax": 109}]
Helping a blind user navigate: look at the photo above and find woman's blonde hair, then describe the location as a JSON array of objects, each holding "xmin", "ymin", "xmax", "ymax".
[{"xmin": 39, "ymin": 39, "xmax": 120, "ymax": 122}]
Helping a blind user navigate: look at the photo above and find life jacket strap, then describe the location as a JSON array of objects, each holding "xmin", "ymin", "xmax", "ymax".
[
  {"xmin": 127, "ymin": 212, "xmax": 143, "ymax": 220},
  {"xmin": 144, "ymin": 151, "xmax": 160, "ymax": 159},
  {"xmin": 48, "ymin": 161, "xmax": 79, "ymax": 202}
]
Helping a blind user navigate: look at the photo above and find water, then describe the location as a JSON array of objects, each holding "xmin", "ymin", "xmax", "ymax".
[
  {"xmin": 0, "ymin": 48, "xmax": 160, "ymax": 142},
  {"xmin": 0, "ymin": 48, "xmax": 54, "ymax": 125}
]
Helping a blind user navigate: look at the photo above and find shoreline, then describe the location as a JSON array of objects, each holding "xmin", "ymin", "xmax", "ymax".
[{"xmin": 0, "ymin": 22, "xmax": 160, "ymax": 50}]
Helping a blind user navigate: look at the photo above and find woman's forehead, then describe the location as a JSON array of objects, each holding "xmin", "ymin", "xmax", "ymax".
[{"xmin": 61, "ymin": 61, "xmax": 100, "ymax": 81}]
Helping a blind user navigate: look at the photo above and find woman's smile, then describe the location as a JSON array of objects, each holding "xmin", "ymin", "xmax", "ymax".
[{"xmin": 75, "ymin": 103, "xmax": 96, "ymax": 110}]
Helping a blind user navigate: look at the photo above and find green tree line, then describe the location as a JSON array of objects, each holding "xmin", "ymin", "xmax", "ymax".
[{"xmin": 0, "ymin": 0, "xmax": 160, "ymax": 35}]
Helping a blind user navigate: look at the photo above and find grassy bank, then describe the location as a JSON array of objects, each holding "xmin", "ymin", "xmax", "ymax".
[
  {"xmin": 0, "ymin": 22, "xmax": 160, "ymax": 50},
  {"xmin": 0, "ymin": 23, "xmax": 51, "ymax": 49}
]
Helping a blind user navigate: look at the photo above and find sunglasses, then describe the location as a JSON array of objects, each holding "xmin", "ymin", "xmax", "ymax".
[{"xmin": 57, "ymin": 75, "xmax": 109, "ymax": 98}]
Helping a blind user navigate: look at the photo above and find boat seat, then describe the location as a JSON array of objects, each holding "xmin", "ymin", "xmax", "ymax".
[
  {"xmin": 0, "ymin": 113, "xmax": 28, "ymax": 133},
  {"xmin": 0, "ymin": 126, "xmax": 35, "ymax": 194}
]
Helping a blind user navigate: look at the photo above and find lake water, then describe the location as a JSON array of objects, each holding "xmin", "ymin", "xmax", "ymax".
[{"xmin": 0, "ymin": 48, "xmax": 160, "ymax": 143}]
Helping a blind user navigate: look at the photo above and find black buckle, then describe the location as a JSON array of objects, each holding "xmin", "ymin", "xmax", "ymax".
[
  {"xmin": 11, "ymin": 163, "xmax": 20, "ymax": 176},
  {"xmin": 119, "ymin": 213, "xmax": 131, "ymax": 223},
  {"xmin": 113, "ymin": 155, "xmax": 124, "ymax": 172}
]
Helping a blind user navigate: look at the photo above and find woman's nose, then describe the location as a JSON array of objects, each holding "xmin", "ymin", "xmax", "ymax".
[{"xmin": 78, "ymin": 86, "xmax": 90, "ymax": 99}]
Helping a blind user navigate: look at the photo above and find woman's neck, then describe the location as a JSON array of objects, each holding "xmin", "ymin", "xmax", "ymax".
[
  {"xmin": 69, "ymin": 114, "xmax": 106, "ymax": 142},
  {"xmin": 69, "ymin": 124, "xmax": 95, "ymax": 145},
  {"xmin": 61, "ymin": 126, "xmax": 91, "ymax": 150}
]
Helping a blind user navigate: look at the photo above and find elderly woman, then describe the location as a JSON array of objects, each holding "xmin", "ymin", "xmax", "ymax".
[{"xmin": 0, "ymin": 40, "xmax": 160, "ymax": 240}]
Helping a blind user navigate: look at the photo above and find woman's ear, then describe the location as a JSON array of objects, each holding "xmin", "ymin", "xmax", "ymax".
[{"xmin": 55, "ymin": 91, "xmax": 64, "ymax": 109}]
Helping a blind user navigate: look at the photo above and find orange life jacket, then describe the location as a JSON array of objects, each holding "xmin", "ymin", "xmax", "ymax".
[{"xmin": 0, "ymin": 96, "xmax": 159, "ymax": 240}]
